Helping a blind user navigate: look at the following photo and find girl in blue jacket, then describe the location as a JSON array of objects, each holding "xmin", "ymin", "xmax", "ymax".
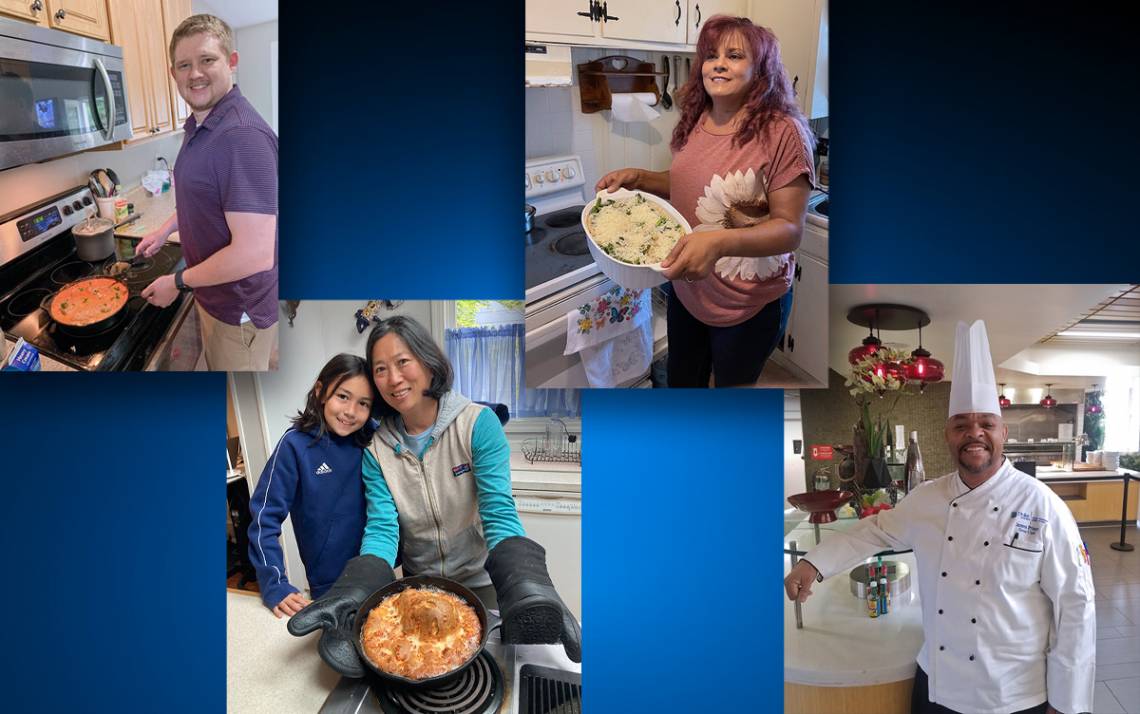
[{"xmin": 247, "ymin": 354, "xmax": 375, "ymax": 617}]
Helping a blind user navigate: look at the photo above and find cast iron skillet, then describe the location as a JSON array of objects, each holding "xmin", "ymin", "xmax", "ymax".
[
  {"xmin": 352, "ymin": 575, "xmax": 490, "ymax": 690},
  {"xmin": 42, "ymin": 275, "xmax": 131, "ymax": 337}
]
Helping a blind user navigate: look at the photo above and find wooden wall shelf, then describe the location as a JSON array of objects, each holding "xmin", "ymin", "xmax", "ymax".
[{"xmin": 577, "ymin": 55, "xmax": 663, "ymax": 113}]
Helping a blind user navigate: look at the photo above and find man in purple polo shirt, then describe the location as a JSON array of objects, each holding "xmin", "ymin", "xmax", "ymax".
[{"xmin": 139, "ymin": 14, "xmax": 278, "ymax": 371}]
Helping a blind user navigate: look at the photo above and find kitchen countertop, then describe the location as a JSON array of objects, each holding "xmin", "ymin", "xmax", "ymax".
[
  {"xmin": 784, "ymin": 550, "xmax": 925, "ymax": 686},
  {"xmin": 510, "ymin": 451, "xmax": 581, "ymax": 493},
  {"xmin": 113, "ymin": 185, "xmax": 177, "ymax": 240},
  {"xmin": 1035, "ymin": 466, "xmax": 1126, "ymax": 480},
  {"xmin": 227, "ymin": 590, "xmax": 340, "ymax": 714}
]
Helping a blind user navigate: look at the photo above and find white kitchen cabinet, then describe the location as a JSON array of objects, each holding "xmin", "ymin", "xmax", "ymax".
[
  {"xmin": 527, "ymin": 0, "xmax": 694, "ymax": 51},
  {"xmin": 687, "ymin": 0, "xmax": 748, "ymax": 44},
  {"xmin": 749, "ymin": 0, "xmax": 828, "ymax": 118},
  {"xmin": 525, "ymin": 0, "xmax": 597, "ymax": 39},
  {"xmin": 782, "ymin": 250, "xmax": 828, "ymax": 385},
  {"xmin": 600, "ymin": 0, "xmax": 687, "ymax": 45}
]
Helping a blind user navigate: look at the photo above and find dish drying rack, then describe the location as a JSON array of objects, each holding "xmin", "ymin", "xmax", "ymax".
[{"xmin": 522, "ymin": 436, "xmax": 581, "ymax": 464}]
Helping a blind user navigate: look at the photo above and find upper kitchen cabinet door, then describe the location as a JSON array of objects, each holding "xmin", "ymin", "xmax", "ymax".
[
  {"xmin": 162, "ymin": 0, "xmax": 192, "ymax": 127},
  {"xmin": 45, "ymin": 0, "xmax": 109, "ymax": 40},
  {"xmin": 687, "ymin": 0, "xmax": 747, "ymax": 44},
  {"xmin": 526, "ymin": 0, "xmax": 597, "ymax": 38},
  {"xmin": 749, "ymin": 0, "xmax": 827, "ymax": 118},
  {"xmin": 600, "ymin": 0, "xmax": 687, "ymax": 45},
  {"xmin": 108, "ymin": 0, "xmax": 152, "ymax": 138},
  {"xmin": 0, "ymin": 0, "xmax": 49, "ymax": 26},
  {"xmin": 138, "ymin": 0, "xmax": 173, "ymax": 134}
]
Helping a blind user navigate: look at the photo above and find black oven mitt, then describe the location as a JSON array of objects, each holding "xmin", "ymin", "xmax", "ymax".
[
  {"xmin": 286, "ymin": 554, "xmax": 394, "ymax": 678},
  {"xmin": 485, "ymin": 536, "xmax": 582, "ymax": 663}
]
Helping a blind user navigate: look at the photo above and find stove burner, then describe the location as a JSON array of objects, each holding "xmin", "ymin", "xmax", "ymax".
[
  {"xmin": 50, "ymin": 261, "xmax": 95, "ymax": 285},
  {"xmin": 551, "ymin": 232, "xmax": 589, "ymax": 256},
  {"xmin": 542, "ymin": 207, "xmax": 584, "ymax": 229},
  {"xmin": 377, "ymin": 652, "xmax": 502, "ymax": 714},
  {"xmin": 5, "ymin": 289, "xmax": 50, "ymax": 319}
]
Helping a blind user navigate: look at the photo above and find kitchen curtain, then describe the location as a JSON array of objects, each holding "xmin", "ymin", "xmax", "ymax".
[{"xmin": 445, "ymin": 324, "xmax": 579, "ymax": 419}]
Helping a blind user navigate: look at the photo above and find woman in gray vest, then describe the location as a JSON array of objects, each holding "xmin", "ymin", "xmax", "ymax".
[{"xmin": 289, "ymin": 316, "xmax": 580, "ymax": 678}]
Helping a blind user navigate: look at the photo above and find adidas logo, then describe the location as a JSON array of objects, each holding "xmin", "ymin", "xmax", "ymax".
[{"xmin": 315, "ymin": 462, "xmax": 332, "ymax": 475}]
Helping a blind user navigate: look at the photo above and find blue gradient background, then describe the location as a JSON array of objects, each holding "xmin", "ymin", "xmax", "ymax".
[{"xmin": 0, "ymin": 2, "xmax": 1135, "ymax": 711}]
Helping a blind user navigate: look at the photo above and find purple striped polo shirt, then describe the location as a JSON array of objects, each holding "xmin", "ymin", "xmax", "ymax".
[{"xmin": 174, "ymin": 85, "xmax": 278, "ymax": 328}]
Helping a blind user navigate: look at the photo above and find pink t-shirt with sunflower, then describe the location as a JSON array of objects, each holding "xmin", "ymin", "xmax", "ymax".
[{"xmin": 670, "ymin": 113, "xmax": 815, "ymax": 327}]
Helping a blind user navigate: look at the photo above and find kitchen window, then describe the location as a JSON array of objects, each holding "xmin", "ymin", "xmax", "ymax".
[{"xmin": 440, "ymin": 300, "xmax": 581, "ymax": 423}]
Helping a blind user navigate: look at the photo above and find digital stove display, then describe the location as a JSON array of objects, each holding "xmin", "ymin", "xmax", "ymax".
[{"xmin": 17, "ymin": 206, "xmax": 62, "ymax": 242}]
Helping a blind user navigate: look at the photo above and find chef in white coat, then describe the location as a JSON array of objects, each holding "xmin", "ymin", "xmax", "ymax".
[{"xmin": 784, "ymin": 320, "xmax": 1096, "ymax": 714}]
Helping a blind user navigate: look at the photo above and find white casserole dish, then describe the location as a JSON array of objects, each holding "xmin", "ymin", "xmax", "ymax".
[{"xmin": 580, "ymin": 188, "xmax": 692, "ymax": 290}]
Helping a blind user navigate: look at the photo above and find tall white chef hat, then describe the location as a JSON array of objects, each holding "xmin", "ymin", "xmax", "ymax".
[{"xmin": 948, "ymin": 320, "xmax": 1001, "ymax": 417}]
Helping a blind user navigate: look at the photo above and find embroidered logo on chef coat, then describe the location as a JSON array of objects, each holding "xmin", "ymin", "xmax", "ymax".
[
  {"xmin": 1078, "ymin": 542, "xmax": 1091, "ymax": 566},
  {"xmin": 1006, "ymin": 511, "xmax": 1047, "ymax": 551},
  {"xmin": 315, "ymin": 462, "xmax": 332, "ymax": 475},
  {"xmin": 451, "ymin": 462, "xmax": 472, "ymax": 477}
]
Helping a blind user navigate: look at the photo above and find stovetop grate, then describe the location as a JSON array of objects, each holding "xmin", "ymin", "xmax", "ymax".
[{"xmin": 519, "ymin": 664, "xmax": 581, "ymax": 714}]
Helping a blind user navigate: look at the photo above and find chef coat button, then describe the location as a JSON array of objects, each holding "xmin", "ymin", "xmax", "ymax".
[
  {"xmin": 947, "ymin": 536, "xmax": 954, "ymax": 541},
  {"xmin": 975, "ymin": 579, "xmax": 981, "ymax": 585},
  {"xmin": 939, "ymin": 646, "xmax": 945, "ymax": 651},
  {"xmin": 941, "ymin": 571, "xmax": 947, "ymax": 577},
  {"xmin": 984, "ymin": 540, "xmax": 989, "ymax": 546},
  {"xmin": 971, "ymin": 618, "xmax": 977, "ymax": 624},
  {"xmin": 969, "ymin": 655, "xmax": 975, "ymax": 661},
  {"xmin": 938, "ymin": 609, "xmax": 943, "ymax": 614},
  {"xmin": 952, "ymin": 503, "xmax": 958, "ymax": 508},
  {"xmin": 994, "ymin": 507, "xmax": 999, "ymax": 512}
]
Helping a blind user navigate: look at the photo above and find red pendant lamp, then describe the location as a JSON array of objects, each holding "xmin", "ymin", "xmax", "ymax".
[
  {"xmin": 848, "ymin": 325, "xmax": 882, "ymax": 365},
  {"xmin": 1040, "ymin": 383, "xmax": 1057, "ymax": 409},
  {"xmin": 998, "ymin": 383, "xmax": 1011, "ymax": 409},
  {"xmin": 904, "ymin": 323, "xmax": 944, "ymax": 387}
]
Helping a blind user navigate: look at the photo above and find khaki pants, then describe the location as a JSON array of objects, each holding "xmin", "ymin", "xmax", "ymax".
[{"xmin": 197, "ymin": 305, "xmax": 278, "ymax": 372}]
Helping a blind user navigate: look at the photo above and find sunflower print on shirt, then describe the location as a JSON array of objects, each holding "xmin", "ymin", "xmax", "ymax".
[{"xmin": 694, "ymin": 167, "xmax": 787, "ymax": 282}]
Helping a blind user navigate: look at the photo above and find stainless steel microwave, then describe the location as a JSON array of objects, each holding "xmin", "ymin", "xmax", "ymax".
[{"xmin": 0, "ymin": 18, "xmax": 132, "ymax": 171}]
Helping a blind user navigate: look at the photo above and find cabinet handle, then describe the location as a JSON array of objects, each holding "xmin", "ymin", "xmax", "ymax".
[
  {"xmin": 600, "ymin": 1, "xmax": 618, "ymax": 22},
  {"xmin": 695, "ymin": 4, "xmax": 701, "ymax": 27},
  {"xmin": 31, "ymin": 0, "xmax": 43, "ymax": 12},
  {"xmin": 54, "ymin": 8, "xmax": 65, "ymax": 20},
  {"xmin": 794, "ymin": 264, "xmax": 802, "ymax": 281},
  {"xmin": 674, "ymin": 0, "xmax": 681, "ymax": 26},
  {"xmin": 576, "ymin": 0, "xmax": 593, "ymax": 20}
]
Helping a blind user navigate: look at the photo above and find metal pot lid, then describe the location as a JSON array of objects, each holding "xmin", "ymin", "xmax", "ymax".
[{"xmin": 73, "ymin": 216, "xmax": 114, "ymax": 236}]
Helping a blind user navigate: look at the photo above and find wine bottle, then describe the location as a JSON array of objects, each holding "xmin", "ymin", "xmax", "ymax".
[{"xmin": 906, "ymin": 431, "xmax": 926, "ymax": 493}]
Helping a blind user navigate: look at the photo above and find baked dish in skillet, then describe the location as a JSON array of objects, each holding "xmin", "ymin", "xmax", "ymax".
[
  {"xmin": 50, "ymin": 277, "xmax": 128, "ymax": 327},
  {"xmin": 360, "ymin": 587, "xmax": 482, "ymax": 680}
]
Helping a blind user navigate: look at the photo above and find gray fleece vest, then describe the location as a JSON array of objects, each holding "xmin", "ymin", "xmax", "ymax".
[{"xmin": 368, "ymin": 396, "xmax": 491, "ymax": 589}]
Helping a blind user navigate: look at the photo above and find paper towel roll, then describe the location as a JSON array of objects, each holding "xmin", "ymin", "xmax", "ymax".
[{"xmin": 611, "ymin": 93, "xmax": 660, "ymax": 123}]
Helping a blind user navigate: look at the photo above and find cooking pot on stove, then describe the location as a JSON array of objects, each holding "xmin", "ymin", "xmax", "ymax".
[
  {"xmin": 71, "ymin": 216, "xmax": 116, "ymax": 262},
  {"xmin": 525, "ymin": 204, "xmax": 536, "ymax": 234},
  {"xmin": 352, "ymin": 575, "xmax": 491, "ymax": 690}
]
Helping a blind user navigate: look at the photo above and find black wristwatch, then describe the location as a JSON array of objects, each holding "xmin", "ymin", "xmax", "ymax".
[{"xmin": 174, "ymin": 268, "xmax": 192, "ymax": 292}]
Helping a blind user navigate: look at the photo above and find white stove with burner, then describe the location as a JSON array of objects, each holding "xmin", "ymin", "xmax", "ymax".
[
  {"xmin": 319, "ymin": 609, "xmax": 581, "ymax": 714},
  {"xmin": 524, "ymin": 155, "xmax": 666, "ymax": 388}
]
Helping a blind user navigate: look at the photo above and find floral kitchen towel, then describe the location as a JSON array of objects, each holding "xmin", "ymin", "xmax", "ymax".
[{"xmin": 564, "ymin": 286, "xmax": 653, "ymax": 388}]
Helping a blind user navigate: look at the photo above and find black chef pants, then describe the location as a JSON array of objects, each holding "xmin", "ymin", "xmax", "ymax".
[
  {"xmin": 665, "ymin": 284, "xmax": 787, "ymax": 387},
  {"xmin": 911, "ymin": 665, "xmax": 1049, "ymax": 714}
]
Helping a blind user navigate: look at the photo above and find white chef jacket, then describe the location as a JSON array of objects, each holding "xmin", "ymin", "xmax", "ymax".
[{"xmin": 804, "ymin": 460, "xmax": 1096, "ymax": 714}]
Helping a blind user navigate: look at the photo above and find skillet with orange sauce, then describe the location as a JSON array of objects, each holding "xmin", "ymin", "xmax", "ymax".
[{"xmin": 47, "ymin": 276, "xmax": 129, "ymax": 330}]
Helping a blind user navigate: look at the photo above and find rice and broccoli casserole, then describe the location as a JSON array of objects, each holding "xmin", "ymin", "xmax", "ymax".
[{"xmin": 586, "ymin": 193, "xmax": 685, "ymax": 265}]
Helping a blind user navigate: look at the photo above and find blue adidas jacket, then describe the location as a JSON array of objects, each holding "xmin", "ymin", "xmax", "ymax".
[{"xmin": 247, "ymin": 427, "xmax": 366, "ymax": 608}]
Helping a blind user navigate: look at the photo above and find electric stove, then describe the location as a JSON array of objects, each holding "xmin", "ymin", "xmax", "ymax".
[
  {"xmin": 0, "ymin": 186, "xmax": 187, "ymax": 370},
  {"xmin": 320, "ymin": 611, "xmax": 582, "ymax": 714}
]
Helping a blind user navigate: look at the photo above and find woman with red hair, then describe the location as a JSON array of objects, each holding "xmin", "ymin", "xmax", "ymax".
[{"xmin": 596, "ymin": 15, "xmax": 815, "ymax": 387}]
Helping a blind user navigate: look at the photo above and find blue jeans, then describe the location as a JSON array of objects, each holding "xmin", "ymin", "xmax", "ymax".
[{"xmin": 665, "ymin": 284, "xmax": 790, "ymax": 387}]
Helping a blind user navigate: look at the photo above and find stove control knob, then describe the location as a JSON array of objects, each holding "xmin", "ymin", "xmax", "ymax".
[
  {"xmin": 81, "ymin": 196, "xmax": 92, "ymax": 206},
  {"xmin": 72, "ymin": 200, "xmax": 83, "ymax": 211},
  {"xmin": 562, "ymin": 165, "xmax": 576, "ymax": 179},
  {"xmin": 525, "ymin": 173, "xmax": 531, "ymax": 190},
  {"xmin": 62, "ymin": 205, "xmax": 73, "ymax": 216},
  {"xmin": 544, "ymin": 170, "xmax": 557, "ymax": 183},
  {"xmin": 534, "ymin": 173, "xmax": 544, "ymax": 185}
]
